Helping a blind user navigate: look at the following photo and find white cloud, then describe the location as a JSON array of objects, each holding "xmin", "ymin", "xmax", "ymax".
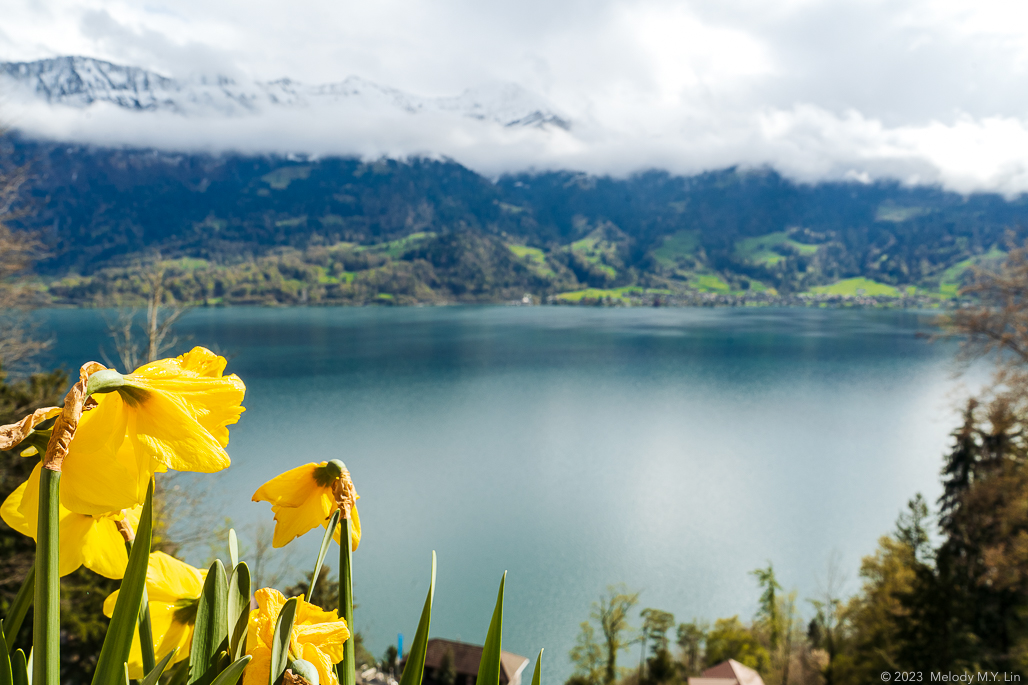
[{"xmin": 4, "ymin": 0, "xmax": 1028, "ymax": 193}]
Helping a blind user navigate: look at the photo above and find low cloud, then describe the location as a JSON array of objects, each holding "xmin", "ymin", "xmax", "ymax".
[
  {"xmin": 11, "ymin": 96, "xmax": 1028, "ymax": 196},
  {"xmin": 4, "ymin": 0, "xmax": 1028, "ymax": 194}
]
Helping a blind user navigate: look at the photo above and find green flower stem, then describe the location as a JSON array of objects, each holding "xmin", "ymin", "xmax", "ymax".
[
  {"xmin": 125, "ymin": 541, "xmax": 157, "ymax": 675},
  {"xmin": 337, "ymin": 517, "xmax": 355, "ymax": 685},
  {"xmin": 4, "ymin": 567, "xmax": 34, "ymax": 654},
  {"xmin": 33, "ymin": 468, "xmax": 60, "ymax": 685}
]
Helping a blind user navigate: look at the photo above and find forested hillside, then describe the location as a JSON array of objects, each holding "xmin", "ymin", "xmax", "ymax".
[{"xmin": 6, "ymin": 134, "xmax": 1027, "ymax": 306}]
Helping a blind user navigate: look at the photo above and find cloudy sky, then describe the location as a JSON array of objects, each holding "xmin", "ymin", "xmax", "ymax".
[{"xmin": 4, "ymin": 0, "xmax": 1028, "ymax": 193}]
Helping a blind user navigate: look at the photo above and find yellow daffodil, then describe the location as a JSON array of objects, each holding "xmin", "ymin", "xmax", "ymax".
[
  {"xmin": 103, "ymin": 551, "xmax": 206, "ymax": 679},
  {"xmin": 0, "ymin": 463, "xmax": 140, "ymax": 578},
  {"xmin": 252, "ymin": 460, "xmax": 361, "ymax": 550},
  {"xmin": 243, "ymin": 587, "xmax": 351, "ymax": 685},
  {"xmin": 60, "ymin": 346, "xmax": 246, "ymax": 516}
]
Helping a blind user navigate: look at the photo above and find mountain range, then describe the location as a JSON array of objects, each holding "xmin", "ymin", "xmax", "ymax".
[
  {"xmin": 0, "ymin": 56, "xmax": 570, "ymax": 129},
  {"xmin": 1, "ymin": 56, "xmax": 1027, "ymax": 307}
]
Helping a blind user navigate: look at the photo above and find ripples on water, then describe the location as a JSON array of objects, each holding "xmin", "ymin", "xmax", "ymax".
[{"xmin": 36, "ymin": 306, "xmax": 981, "ymax": 681}]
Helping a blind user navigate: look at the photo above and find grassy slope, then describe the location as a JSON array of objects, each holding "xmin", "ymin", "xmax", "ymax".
[
  {"xmin": 734, "ymin": 232, "xmax": 819, "ymax": 266},
  {"xmin": 653, "ymin": 230, "xmax": 700, "ymax": 267},
  {"xmin": 807, "ymin": 277, "xmax": 900, "ymax": 297}
]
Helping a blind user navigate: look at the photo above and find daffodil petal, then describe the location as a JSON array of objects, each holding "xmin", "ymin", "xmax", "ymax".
[
  {"xmin": 331, "ymin": 503, "xmax": 361, "ymax": 552},
  {"xmin": 270, "ymin": 491, "xmax": 333, "ymax": 548},
  {"xmin": 303, "ymin": 641, "xmax": 340, "ymax": 685},
  {"xmin": 129, "ymin": 348, "xmax": 245, "ymax": 448},
  {"xmin": 0, "ymin": 464, "xmax": 37, "ymax": 537},
  {"xmin": 102, "ymin": 589, "xmax": 120, "ymax": 618},
  {"xmin": 128, "ymin": 389, "xmax": 230, "ymax": 473},
  {"xmin": 120, "ymin": 601, "xmax": 184, "ymax": 679},
  {"xmin": 61, "ymin": 393, "xmax": 148, "ymax": 516},
  {"xmin": 2, "ymin": 464, "xmax": 104, "ymax": 578},
  {"xmin": 254, "ymin": 588, "xmax": 288, "ymax": 648},
  {"xmin": 79, "ymin": 514, "xmax": 131, "ymax": 579},
  {"xmin": 244, "ymin": 588, "xmax": 348, "ymax": 685},
  {"xmin": 252, "ymin": 463, "xmax": 321, "ymax": 508},
  {"xmin": 295, "ymin": 602, "xmax": 340, "ymax": 626},
  {"xmin": 104, "ymin": 551, "xmax": 204, "ymax": 679},
  {"xmin": 124, "ymin": 616, "xmax": 146, "ymax": 680},
  {"xmin": 242, "ymin": 645, "xmax": 271, "ymax": 685},
  {"xmin": 152, "ymin": 601, "xmax": 193, "ymax": 674},
  {"xmin": 295, "ymin": 620, "xmax": 350, "ymax": 665},
  {"xmin": 57, "ymin": 512, "xmax": 93, "ymax": 577},
  {"xmin": 145, "ymin": 551, "xmax": 206, "ymax": 603}
]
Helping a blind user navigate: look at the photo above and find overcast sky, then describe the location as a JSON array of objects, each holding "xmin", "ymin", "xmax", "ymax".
[{"xmin": 5, "ymin": 0, "xmax": 1028, "ymax": 193}]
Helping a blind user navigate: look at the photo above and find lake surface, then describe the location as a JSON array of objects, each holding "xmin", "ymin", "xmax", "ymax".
[{"xmin": 34, "ymin": 306, "xmax": 981, "ymax": 682}]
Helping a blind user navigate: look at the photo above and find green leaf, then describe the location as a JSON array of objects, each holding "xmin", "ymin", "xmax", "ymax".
[
  {"xmin": 531, "ymin": 649, "xmax": 543, "ymax": 685},
  {"xmin": 165, "ymin": 660, "xmax": 190, "ymax": 685},
  {"xmin": 336, "ymin": 517, "xmax": 355, "ymax": 685},
  {"xmin": 121, "ymin": 663, "xmax": 130, "ymax": 685},
  {"xmin": 33, "ymin": 468, "xmax": 61, "ymax": 685},
  {"xmin": 10, "ymin": 650, "xmax": 26, "ymax": 685},
  {"xmin": 476, "ymin": 572, "xmax": 506, "ymax": 685},
  {"xmin": 228, "ymin": 529, "xmax": 238, "ymax": 570},
  {"xmin": 0, "ymin": 621, "xmax": 12, "ymax": 685},
  {"xmin": 91, "ymin": 479, "xmax": 154, "ymax": 685},
  {"xmin": 188, "ymin": 560, "xmax": 229, "ymax": 685},
  {"xmin": 139, "ymin": 648, "xmax": 177, "ymax": 685},
  {"xmin": 227, "ymin": 562, "xmax": 251, "ymax": 661},
  {"xmin": 269, "ymin": 597, "xmax": 299, "ymax": 685},
  {"xmin": 120, "ymin": 538, "xmax": 156, "ymax": 675},
  {"xmin": 308, "ymin": 509, "xmax": 340, "ymax": 603},
  {"xmin": 137, "ymin": 586, "xmax": 157, "ymax": 675},
  {"xmin": 209, "ymin": 656, "xmax": 251, "ymax": 685},
  {"xmin": 4, "ymin": 567, "xmax": 33, "ymax": 655},
  {"xmin": 397, "ymin": 552, "xmax": 436, "ymax": 685}
]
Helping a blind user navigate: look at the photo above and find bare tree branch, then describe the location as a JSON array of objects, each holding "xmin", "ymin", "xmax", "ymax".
[{"xmin": 0, "ymin": 139, "xmax": 48, "ymax": 371}]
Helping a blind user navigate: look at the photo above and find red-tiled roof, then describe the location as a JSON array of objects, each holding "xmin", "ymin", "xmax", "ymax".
[
  {"xmin": 421, "ymin": 639, "xmax": 529, "ymax": 684},
  {"xmin": 695, "ymin": 659, "xmax": 765, "ymax": 685}
]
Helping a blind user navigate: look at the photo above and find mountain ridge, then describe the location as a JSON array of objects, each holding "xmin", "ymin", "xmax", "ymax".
[
  {"xmin": 0, "ymin": 55, "xmax": 571, "ymax": 129},
  {"xmin": 3, "ymin": 135, "xmax": 1026, "ymax": 307}
]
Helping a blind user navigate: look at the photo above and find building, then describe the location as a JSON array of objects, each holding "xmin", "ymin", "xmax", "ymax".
[
  {"xmin": 687, "ymin": 659, "xmax": 765, "ymax": 685},
  {"xmin": 412, "ymin": 638, "xmax": 530, "ymax": 685}
]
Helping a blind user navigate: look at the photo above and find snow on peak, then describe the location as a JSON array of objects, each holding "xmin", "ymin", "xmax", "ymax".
[{"xmin": 0, "ymin": 55, "xmax": 571, "ymax": 129}]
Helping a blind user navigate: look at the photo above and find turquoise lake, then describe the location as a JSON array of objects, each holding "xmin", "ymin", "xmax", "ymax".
[{"xmin": 34, "ymin": 306, "xmax": 979, "ymax": 683}]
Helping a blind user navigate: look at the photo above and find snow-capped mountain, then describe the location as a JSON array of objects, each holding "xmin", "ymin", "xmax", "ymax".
[{"xmin": 0, "ymin": 56, "xmax": 570, "ymax": 130}]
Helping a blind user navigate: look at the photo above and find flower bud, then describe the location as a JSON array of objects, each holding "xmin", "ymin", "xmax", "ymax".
[{"xmin": 285, "ymin": 659, "xmax": 320, "ymax": 685}]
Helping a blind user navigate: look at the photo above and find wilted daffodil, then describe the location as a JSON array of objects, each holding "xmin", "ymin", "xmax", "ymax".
[
  {"xmin": 252, "ymin": 460, "xmax": 361, "ymax": 550},
  {"xmin": 0, "ymin": 463, "xmax": 141, "ymax": 578},
  {"xmin": 103, "ymin": 551, "xmax": 206, "ymax": 679},
  {"xmin": 243, "ymin": 588, "xmax": 351, "ymax": 685},
  {"xmin": 60, "ymin": 346, "xmax": 246, "ymax": 516},
  {"xmin": 0, "ymin": 405, "xmax": 61, "ymax": 456}
]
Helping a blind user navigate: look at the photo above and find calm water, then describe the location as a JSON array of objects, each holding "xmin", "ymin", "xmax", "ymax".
[{"xmin": 34, "ymin": 306, "xmax": 979, "ymax": 682}]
